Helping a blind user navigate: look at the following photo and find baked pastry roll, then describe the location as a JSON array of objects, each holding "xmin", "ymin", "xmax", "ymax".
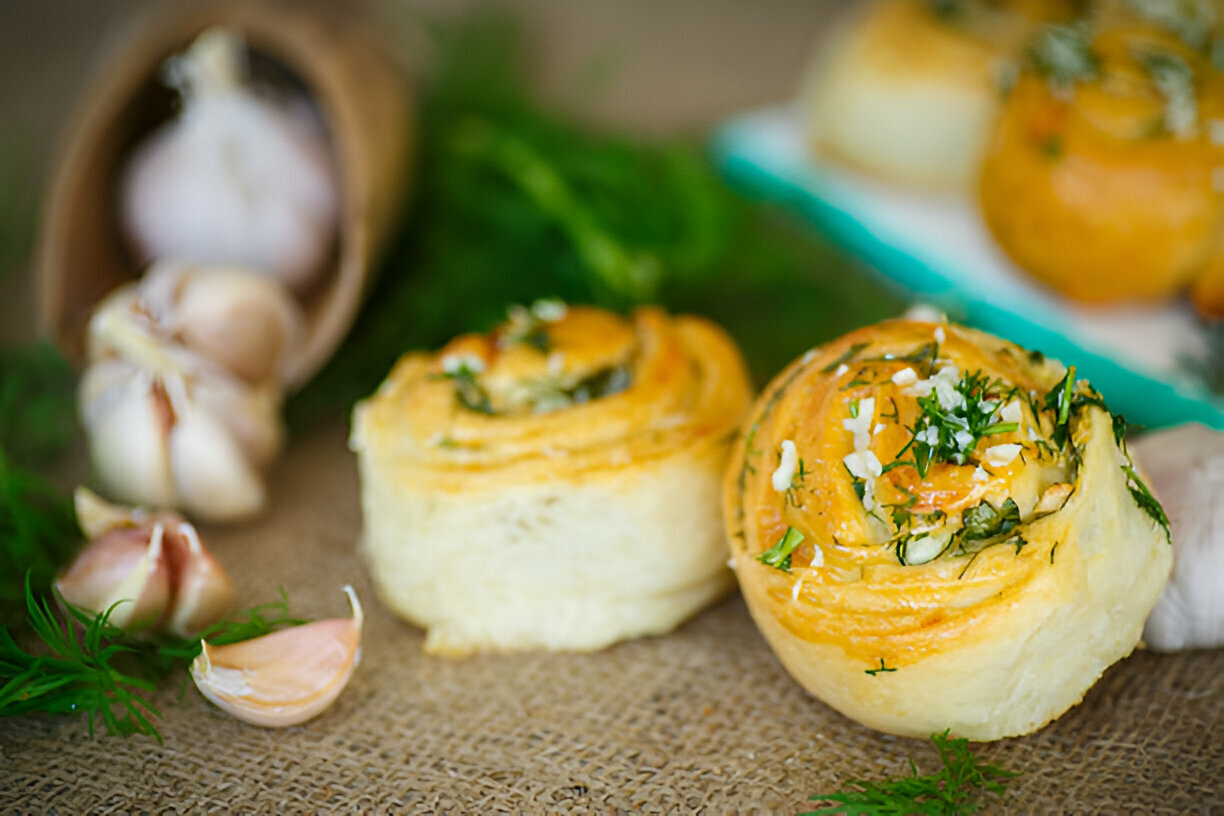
[
  {"xmin": 724, "ymin": 318, "xmax": 1172, "ymax": 740},
  {"xmin": 800, "ymin": 0, "xmax": 1068, "ymax": 189},
  {"xmin": 352, "ymin": 303, "xmax": 752, "ymax": 655},
  {"xmin": 978, "ymin": 15, "xmax": 1222, "ymax": 309}
]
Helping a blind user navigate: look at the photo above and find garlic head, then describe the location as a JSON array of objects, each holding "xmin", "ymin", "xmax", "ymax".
[
  {"xmin": 191, "ymin": 586, "xmax": 363, "ymax": 727},
  {"xmin": 1130, "ymin": 423, "xmax": 1224, "ymax": 652},
  {"xmin": 80, "ymin": 272, "xmax": 286, "ymax": 522},
  {"xmin": 119, "ymin": 27, "xmax": 339, "ymax": 292}
]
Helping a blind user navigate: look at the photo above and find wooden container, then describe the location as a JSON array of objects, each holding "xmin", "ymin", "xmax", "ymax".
[{"xmin": 37, "ymin": 0, "xmax": 415, "ymax": 389}]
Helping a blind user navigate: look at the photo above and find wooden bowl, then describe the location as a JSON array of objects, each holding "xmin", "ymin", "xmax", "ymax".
[{"xmin": 37, "ymin": 0, "xmax": 415, "ymax": 390}]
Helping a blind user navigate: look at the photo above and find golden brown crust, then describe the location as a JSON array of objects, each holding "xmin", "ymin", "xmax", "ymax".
[
  {"xmin": 357, "ymin": 306, "xmax": 750, "ymax": 492},
  {"xmin": 978, "ymin": 23, "xmax": 1220, "ymax": 304},
  {"xmin": 723, "ymin": 318, "xmax": 1171, "ymax": 739},
  {"xmin": 352, "ymin": 304, "xmax": 753, "ymax": 654}
]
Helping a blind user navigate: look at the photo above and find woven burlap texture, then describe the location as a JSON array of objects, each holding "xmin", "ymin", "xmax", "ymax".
[{"xmin": 2, "ymin": 421, "xmax": 1221, "ymax": 814}]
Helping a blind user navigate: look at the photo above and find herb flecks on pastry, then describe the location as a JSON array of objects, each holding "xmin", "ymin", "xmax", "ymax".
[
  {"xmin": 352, "ymin": 303, "xmax": 752, "ymax": 655},
  {"xmin": 725, "ymin": 318, "xmax": 1171, "ymax": 740}
]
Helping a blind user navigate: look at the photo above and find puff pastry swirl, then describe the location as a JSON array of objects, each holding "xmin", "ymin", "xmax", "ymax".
[
  {"xmin": 352, "ymin": 303, "xmax": 752, "ymax": 655},
  {"xmin": 724, "ymin": 318, "xmax": 1171, "ymax": 739}
]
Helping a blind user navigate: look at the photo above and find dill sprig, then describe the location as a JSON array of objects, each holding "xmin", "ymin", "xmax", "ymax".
[
  {"xmin": 802, "ymin": 730, "xmax": 1021, "ymax": 815},
  {"xmin": 0, "ymin": 446, "xmax": 80, "ymax": 629},
  {"xmin": 0, "ymin": 342, "xmax": 82, "ymax": 629},
  {"xmin": 0, "ymin": 580, "xmax": 307, "ymax": 741},
  {"xmin": 886, "ymin": 371, "xmax": 1018, "ymax": 479},
  {"xmin": 285, "ymin": 12, "xmax": 900, "ymax": 431}
]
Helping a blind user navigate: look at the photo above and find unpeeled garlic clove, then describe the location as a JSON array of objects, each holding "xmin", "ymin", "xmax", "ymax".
[
  {"xmin": 162, "ymin": 522, "xmax": 236, "ymax": 638},
  {"xmin": 79, "ymin": 361, "xmax": 178, "ymax": 511},
  {"xmin": 139, "ymin": 261, "xmax": 303, "ymax": 386},
  {"xmin": 1130, "ymin": 423, "xmax": 1224, "ymax": 652},
  {"xmin": 163, "ymin": 375, "xmax": 269, "ymax": 521},
  {"xmin": 74, "ymin": 485, "xmax": 143, "ymax": 541},
  {"xmin": 55, "ymin": 522, "xmax": 172, "ymax": 631},
  {"xmin": 191, "ymin": 586, "xmax": 363, "ymax": 727}
]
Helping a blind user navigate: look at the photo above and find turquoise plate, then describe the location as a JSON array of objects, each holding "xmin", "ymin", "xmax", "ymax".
[{"xmin": 712, "ymin": 107, "xmax": 1223, "ymax": 431}]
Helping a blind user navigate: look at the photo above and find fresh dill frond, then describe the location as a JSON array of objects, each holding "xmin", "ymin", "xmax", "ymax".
[
  {"xmin": 757, "ymin": 526, "xmax": 805, "ymax": 572},
  {"xmin": 0, "ymin": 445, "xmax": 80, "ymax": 629},
  {"xmin": 0, "ymin": 342, "xmax": 78, "ymax": 469},
  {"xmin": 0, "ymin": 581, "xmax": 310, "ymax": 740},
  {"xmin": 285, "ymin": 12, "xmax": 900, "ymax": 431},
  {"xmin": 801, "ymin": 730, "xmax": 1021, "ymax": 815},
  {"xmin": 0, "ymin": 576, "xmax": 162, "ymax": 739}
]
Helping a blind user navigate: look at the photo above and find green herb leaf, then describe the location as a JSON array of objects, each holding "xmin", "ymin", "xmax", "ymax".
[
  {"xmin": 0, "ymin": 447, "xmax": 80, "ymax": 629},
  {"xmin": 756, "ymin": 526, "xmax": 805, "ymax": 572},
  {"xmin": 865, "ymin": 658, "xmax": 897, "ymax": 676},
  {"xmin": 802, "ymin": 730, "xmax": 1021, "ymax": 816},
  {"xmin": 961, "ymin": 498, "xmax": 1021, "ymax": 542},
  {"xmin": 1122, "ymin": 464, "xmax": 1171, "ymax": 541},
  {"xmin": 1136, "ymin": 48, "xmax": 1199, "ymax": 137},
  {"xmin": 1027, "ymin": 24, "xmax": 1099, "ymax": 88},
  {"xmin": 821, "ymin": 342, "xmax": 871, "ymax": 374},
  {"xmin": 1126, "ymin": 0, "xmax": 1217, "ymax": 50},
  {"xmin": 890, "ymin": 370, "xmax": 1018, "ymax": 478},
  {"xmin": 1, "ymin": 580, "xmax": 311, "ymax": 740}
]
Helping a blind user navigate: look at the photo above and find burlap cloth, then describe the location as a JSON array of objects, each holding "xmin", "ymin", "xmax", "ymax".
[{"xmin": 1, "ymin": 419, "xmax": 1220, "ymax": 814}]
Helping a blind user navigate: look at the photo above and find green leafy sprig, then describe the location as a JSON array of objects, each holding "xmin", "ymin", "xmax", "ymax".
[
  {"xmin": 802, "ymin": 730, "xmax": 1021, "ymax": 815},
  {"xmin": 0, "ymin": 580, "xmax": 306, "ymax": 741},
  {"xmin": 886, "ymin": 371, "xmax": 1018, "ymax": 479},
  {"xmin": 756, "ymin": 526, "xmax": 805, "ymax": 572},
  {"xmin": 285, "ymin": 12, "xmax": 901, "ymax": 431}
]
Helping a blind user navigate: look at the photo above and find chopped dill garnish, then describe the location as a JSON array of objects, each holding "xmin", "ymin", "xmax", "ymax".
[
  {"xmin": 822, "ymin": 342, "xmax": 871, "ymax": 374},
  {"xmin": 865, "ymin": 658, "xmax": 897, "ymax": 676},
  {"xmin": 1123, "ymin": 464, "xmax": 1171, "ymax": 541},
  {"xmin": 802, "ymin": 730, "xmax": 1021, "ymax": 815},
  {"xmin": 886, "ymin": 370, "xmax": 1018, "ymax": 478},
  {"xmin": 756, "ymin": 526, "xmax": 805, "ymax": 572},
  {"xmin": 1027, "ymin": 24, "xmax": 1099, "ymax": 88},
  {"xmin": 0, "ymin": 580, "xmax": 308, "ymax": 741}
]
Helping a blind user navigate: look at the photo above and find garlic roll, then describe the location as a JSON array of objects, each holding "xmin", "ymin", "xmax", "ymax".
[
  {"xmin": 351, "ymin": 304, "xmax": 752, "ymax": 655},
  {"xmin": 724, "ymin": 318, "xmax": 1171, "ymax": 740},
  {"xmin": 978, "ymin": 18, "xmax": 1221, "ymax": 309}
]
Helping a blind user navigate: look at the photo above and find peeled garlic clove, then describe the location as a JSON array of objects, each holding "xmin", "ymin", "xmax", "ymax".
[
  {"xmin": 56, "ymin": 522, "xmax": 172, "ymax": 631},
  {"xmin": 1130, "ymin": 423, "xmax": 1224, "ymax": 652},
  {"xmin": 79, "ymin": 363, "xmax": 177, "ymax": 510},
  {"xmin": 191, "ymin": 586, "xmax": 363, "ymax": 727}
]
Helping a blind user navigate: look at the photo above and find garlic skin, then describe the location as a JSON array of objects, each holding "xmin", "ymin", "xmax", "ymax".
[
  {"xmin": 1130, "ymin": 424, "xmax": 1224, "ymax": 652},
  {"xmin": 162, "ymin": 522, "xmax": 235, "ymax": 638},
  {"xmin": 120, "ymin": 28, "xmax": 339, "ymax": 293},
  {"xmin": 138, "ymin": 262, "xmax": 303, "ymax": 385},
  {"xmin": 61, "ymin": 488, "xmax": 235, "ymax": 636},
  {"xmin": 191, "ymin": 586, "xmax": 363, "ymax": 727},
  {"xmin": 55, "ymin": 522, "xmax": 172, "ymax": 632},
  {"xmin": 80, "ymin": 263, "xmax": 291, "ymax": 522}
]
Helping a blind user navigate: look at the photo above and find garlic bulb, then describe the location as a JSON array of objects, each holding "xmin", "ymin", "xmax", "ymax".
[
  {"xmin": 191, "ymin": 586, "xmax": 363, "ymax": 727},
  {"xmin": 58, "ymin": 488, "xmax": 234, "ymax": 636},
  {"xmin": 1130, "ymin": 423, "xmax": 1224, "ymax": 652},
  {"xmin": 120, "ymin": 27, "xmax": 339, "ymax": 293},
  {"xmin": 80, "ymin": 262, "xmax": 296, "ymax": 522}
]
